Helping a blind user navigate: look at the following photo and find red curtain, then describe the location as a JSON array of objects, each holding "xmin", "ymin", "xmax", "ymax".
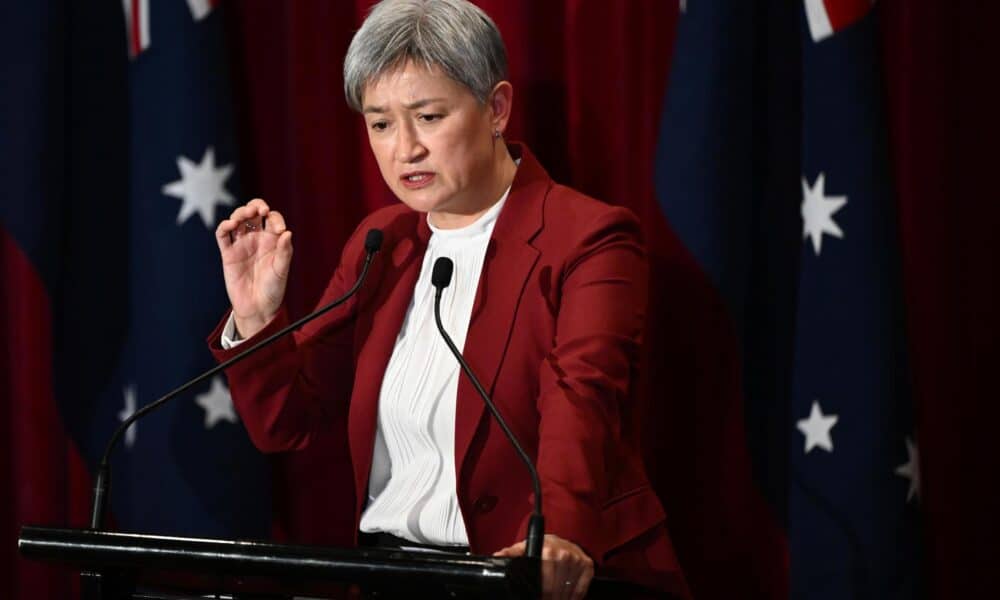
[{"xmin": 880, "ymin": 1, "xmax": 1000, "ymax": 597}]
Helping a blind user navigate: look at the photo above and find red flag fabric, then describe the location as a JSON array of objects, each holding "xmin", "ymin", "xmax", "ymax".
[{"xmin": 1, "ymin": 232, "xmax": 91, "ymax": 599}]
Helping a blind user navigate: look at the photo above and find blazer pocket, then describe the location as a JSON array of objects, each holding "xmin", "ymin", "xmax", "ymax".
[{"xmin": 600, "ymin": 485, "xmax": 667, "ymax": 559}]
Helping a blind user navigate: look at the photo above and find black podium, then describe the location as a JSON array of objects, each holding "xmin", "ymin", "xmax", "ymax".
[{"xmin": 19, "ymin": 526, "xmax": 673, "ymax": 599}]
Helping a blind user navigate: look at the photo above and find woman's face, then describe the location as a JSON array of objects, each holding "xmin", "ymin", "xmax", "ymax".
[{"xmin": 361, "ymin": 61, "xmax": 506, "ymax": 222}]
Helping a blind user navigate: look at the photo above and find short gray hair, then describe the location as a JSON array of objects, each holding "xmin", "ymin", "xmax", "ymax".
[{"xmin": 343, "ymin": 0, "xmax": 508, "ymax": 112}]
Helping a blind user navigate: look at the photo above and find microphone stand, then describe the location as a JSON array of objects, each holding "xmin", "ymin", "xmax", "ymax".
[{"xmin": 430, "ymin": 257, "xmax": 545, "ymax": 559}]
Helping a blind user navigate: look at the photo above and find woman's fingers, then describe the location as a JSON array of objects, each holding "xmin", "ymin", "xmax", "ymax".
[
  {"xmin": 245, "ymin": 197, "xmax": 270, "ymax": 214},
  {"xmin": 571, "ymin": 565, "xmax": 594, "ymax": 600},
  {"xmin": 216, "ymin": 218, "xmax": 237, "ymax": 250},
  {"xmin": 550, "ymin": 550, "xmax": 588, "ymax": 600},
  {"xmin": 264, "ymin": 210, "xmax": 287, "ymax": 235},
  {"xmin": 557, "ymin": 549, "xmax": 582, "ymax": 600},
  {"xmin": 492, "ymin": 536, "xmax": 591, "ymax": 600},
  {"xmin": 218, "ymin": 200, "xmax": 286, "ymax": 246},
  {"xmin": 492, "ymin": 541, "xmax": 525, "ymax": 557},
  {"xmin": 548, "ymin": 536, "xmax": 595, "ymax": 600},
  {"xmin": 228, "ymin": 200, "xmax": 267, "ymax": 224},
  {"xmin": 540, "ymin": 548, "xmax": 558, "ymax": 599},
  {"xmin": 225, "ymin": 200, "xmax": 269, "ymax": 238},
  {"xmin": 272, "ymin": 231, "xmax": 294, "ymax": 280}
]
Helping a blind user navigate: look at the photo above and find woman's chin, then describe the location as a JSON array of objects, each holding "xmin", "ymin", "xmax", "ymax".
[{"xmin": 395, "ymin": 191, "xmax": 445, "ymax": 214}]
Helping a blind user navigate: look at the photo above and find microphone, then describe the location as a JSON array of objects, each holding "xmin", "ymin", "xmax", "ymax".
[
  {"xmin": 430, "ymin": 257, "xmax": 545, "ymax": 559},
  {"xmin": 90, "ymin": 228, "xmax": 384, "ymax": 529}
]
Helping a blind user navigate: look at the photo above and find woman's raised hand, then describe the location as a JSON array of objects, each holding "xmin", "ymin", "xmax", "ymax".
[{"xmin": 215, "ymin": 198, "xmax": 293, "ymax": 339}]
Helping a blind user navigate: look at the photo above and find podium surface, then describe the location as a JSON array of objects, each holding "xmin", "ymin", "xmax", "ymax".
[{"xmin": 19, "ymin": 526, "xmax": 673, "ymax": 599}]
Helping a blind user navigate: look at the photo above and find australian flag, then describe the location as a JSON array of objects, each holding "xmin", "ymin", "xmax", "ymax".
[
  {"xmin": 656, "ymin": 0, "xmax": 921, "ymax": 597},
  {"xmin": 791, "ymin": 1, "xmax": 921, "ymax": 596},
  {"xmin": 107, "ymin": 0, "xmax": 270, "ymax": 537},
  {"xmin": 1, "ymin": 0, "xmax": 269, "ymax": 538}
]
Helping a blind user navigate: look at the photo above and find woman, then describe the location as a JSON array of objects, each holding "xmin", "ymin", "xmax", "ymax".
[{"xmin": 210, "ymin": 1, "xmax": 688, "ymax": 598}]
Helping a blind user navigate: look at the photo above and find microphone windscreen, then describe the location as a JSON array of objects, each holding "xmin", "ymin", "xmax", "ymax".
[
  {"xmin": 431, "ymin": 257, "xmax": 454, "ymax": 289},
  {"xmin": 364, "ymin": 229, "xmax": 384, "ymax": 253}
]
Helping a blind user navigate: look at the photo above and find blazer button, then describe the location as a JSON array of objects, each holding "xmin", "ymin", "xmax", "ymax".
[{"xmin": 474, "ymin": 495, "xmax": 498, "ymax": 514}]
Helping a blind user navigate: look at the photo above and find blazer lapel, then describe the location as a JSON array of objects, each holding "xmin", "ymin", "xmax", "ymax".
[{"xmin": 454, "ymin": 143, "xmax": 549, "ymax": 475}]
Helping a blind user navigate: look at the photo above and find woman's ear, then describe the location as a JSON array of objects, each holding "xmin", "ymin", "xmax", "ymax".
[{"xmin": 488, "ymin": 81, "xmax": 513, "ymax": 135}]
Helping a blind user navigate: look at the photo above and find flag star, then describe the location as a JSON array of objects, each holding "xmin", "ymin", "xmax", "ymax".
[
  {"xmin": 194, "ymin": 376, "xmax": 239, "ymax": 429},
  {"xmin": 894, "ymin": 436, "xmax": 921, "ymax": 503},
  {"xmin": 118, "ymin": 384, "xmax": 138, "ymax": 448},
  {"xmin": 801, "ymin": 173, "xmax": 847, "ymax": 255},
  {"xmin": 797, "ymin": 399, "xmax": 839, "ymax": 453},
  {"xmin": 162, "ymin": 146, "xmax": 235, "ymax": 228}
]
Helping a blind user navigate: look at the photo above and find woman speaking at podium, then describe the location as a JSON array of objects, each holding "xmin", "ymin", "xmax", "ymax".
[{"xmin": 208, "ymin": 1, "xmax": 687, "ymax": 598}]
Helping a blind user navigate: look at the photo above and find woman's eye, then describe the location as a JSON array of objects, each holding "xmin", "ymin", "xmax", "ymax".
[
  {"xmin": 419, "ymin": 113, "xmax": 443, "ymax": 123},
  {"xmin": 370, "ymin": 121, "xmax": 388, "ymax": 132}
]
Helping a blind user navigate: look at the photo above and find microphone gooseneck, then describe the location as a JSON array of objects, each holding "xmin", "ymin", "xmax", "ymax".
[
  {"xmin": 430, "ymin": 256, "xmax": 545, "ymax": 559},
  {"xmin": 89, "ymin": 228, "xmax": 384, "ymax": 530}
]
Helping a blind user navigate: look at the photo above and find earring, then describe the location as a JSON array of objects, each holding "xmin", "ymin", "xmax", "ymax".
[{"xmin": 493, "ymin": 129, "xmax": 501, "ymax": 139}]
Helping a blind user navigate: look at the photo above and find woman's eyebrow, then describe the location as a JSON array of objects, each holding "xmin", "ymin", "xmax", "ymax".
[
  {"xmin": 402, "ymin": 98, "xmax": 446, "ymax": 109},
  {"xmin": 363, "ymin": 97, "xmax": 447, "ymax": 113}
]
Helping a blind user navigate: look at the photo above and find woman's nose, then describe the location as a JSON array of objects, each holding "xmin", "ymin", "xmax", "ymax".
[{"xmin": 395, "ymin": 122, "xmax": 427, "ymax": 163}]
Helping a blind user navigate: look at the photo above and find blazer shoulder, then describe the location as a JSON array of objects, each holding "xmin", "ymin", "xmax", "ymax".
[
  {"xmin": 541, "ymin": 184, "xmax": 642, "ymax": 242},
  {"xmin": 361, "ymin": 202, "xmax": 413, "ymax": 224}
]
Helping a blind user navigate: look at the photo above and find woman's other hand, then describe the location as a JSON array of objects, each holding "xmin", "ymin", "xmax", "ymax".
[
  {"xmin": 494, "ymin": 534, "xmax": 594, "ymax": 600},
  {"xmin": 215, "ymin": 198, "xmax": 293, "ymax": 338}
]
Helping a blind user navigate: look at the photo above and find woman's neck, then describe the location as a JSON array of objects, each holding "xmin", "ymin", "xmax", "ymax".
[{"xmin": 429, "ymin": 147, "xmax": 517, "ymax": 230}]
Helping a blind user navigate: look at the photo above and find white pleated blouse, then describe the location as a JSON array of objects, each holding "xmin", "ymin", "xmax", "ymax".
[{"xmin": 358, "ymin": 189, "xmax": 510, "ymax": 546}]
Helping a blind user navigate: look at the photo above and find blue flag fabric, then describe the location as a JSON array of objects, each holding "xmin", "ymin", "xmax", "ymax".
[
  {"xmin": 791, "ymin": 5, "xmax": 921, "ymax": 597},
  {"xmin": 654, "ymin": 0, "xmax": 803, "ymax": 528},
  {"xmin": 656, "ymin": 0, "xmax": 921, "ymax": 596},
  {"xmin": 0, "ymin": 0, "xmax": 133, "ymax": 497},
  {"xmin": 101, "ymin": 0, "xmax": 270, "ymax": 537},
  {"xmin": 1, "ymin": 1, "xmax": 269, "ymax": 538}
]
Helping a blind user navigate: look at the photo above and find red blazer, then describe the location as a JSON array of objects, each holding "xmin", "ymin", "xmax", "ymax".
[{"xmin": 209, "ymin": 144, "xmax": 688, "ymax": 594}]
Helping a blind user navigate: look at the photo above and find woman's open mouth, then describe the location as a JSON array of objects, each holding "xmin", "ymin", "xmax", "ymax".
[{"xmin": 400, "ymin": 172, "xmax": 435, "ymax": 189}]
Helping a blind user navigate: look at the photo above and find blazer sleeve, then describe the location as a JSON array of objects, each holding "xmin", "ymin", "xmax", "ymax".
[
  {"xmin": 519, "ymin": 206, "xmax": 649, "ymax": 562},
  {"xmin": 205, "ymin": 222, "xmax": 370, "ymax": 453}
]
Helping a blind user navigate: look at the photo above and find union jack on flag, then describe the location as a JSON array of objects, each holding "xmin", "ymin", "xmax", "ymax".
[
  {"xmin": 122, "ymin": 0, "xmax": 220, "ymax": 57},
  {"xmin": 803, "ymin": 0, "xmax": 875, "ymax": 42}
]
